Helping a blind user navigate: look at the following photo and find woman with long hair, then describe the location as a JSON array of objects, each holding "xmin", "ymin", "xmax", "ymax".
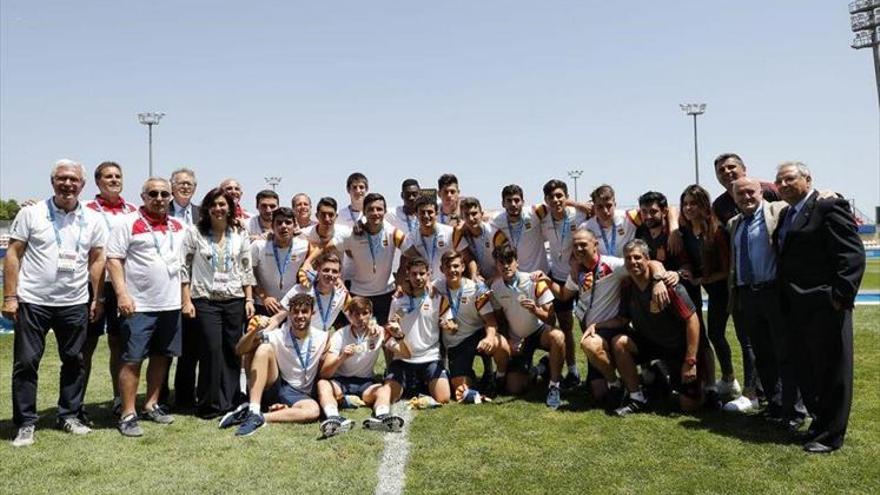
[
  {"xmin": 678, "ymin": 184, "xmax": 751, "ymax": 400},
  {"xmin": 181, "ymin": 187, "xmax": 256, "ymax": 418}
]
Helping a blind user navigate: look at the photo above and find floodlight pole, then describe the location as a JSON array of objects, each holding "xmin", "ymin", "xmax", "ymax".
[
  {"xmin": 265, "ymin": 176, "xmax": 282, "ymax": 191},
  {"xmin": 680, "ymin": 103, "xmax": 706, "ymax": 185},
  {"xmin": 567, "ymin": 170, "xmax": 583, "ymax": 203},
  {"xmin": 137, "ymin": 112, "xmax": 165, "ymax": 177}
]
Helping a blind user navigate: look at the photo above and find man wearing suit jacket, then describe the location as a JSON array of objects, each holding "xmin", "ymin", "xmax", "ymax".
[
  {"xmin": 723, "ymin": 177, "xmax": 805, "ymax": 428},
  {"xmin": 774, "ymin": 162, "xmax": 865, "ymax": 454},
  {"xmin": 169, "ymin": 168, "xmax": 200, "ymax": 409}
]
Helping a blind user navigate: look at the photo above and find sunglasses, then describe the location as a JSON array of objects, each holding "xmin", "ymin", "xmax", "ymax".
[{"xmin": 146, "ymin": 190, "xmax": 172, "ymax": 198}]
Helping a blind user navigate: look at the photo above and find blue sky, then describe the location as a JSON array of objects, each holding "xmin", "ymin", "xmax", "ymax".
[{"xmin": 1, "ymin": 1, "xmax": 878, "ymax": 219}]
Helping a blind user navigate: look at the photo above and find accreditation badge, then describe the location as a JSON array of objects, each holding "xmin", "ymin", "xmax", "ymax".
[{"xmin": 57, "ymin": 250, "xmax": 77, "ymax": 273}]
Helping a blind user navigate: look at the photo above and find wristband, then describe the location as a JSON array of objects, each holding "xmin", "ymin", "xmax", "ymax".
[
  {"xmin": 4, "ymin": 295, "xmax": 18, "ymax": 301},
  {"xmin": 245, "ymin": 298, "xmax": 255, "ymax": 303}
]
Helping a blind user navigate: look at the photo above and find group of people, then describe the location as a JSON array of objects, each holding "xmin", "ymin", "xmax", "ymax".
[{"xmin": 2, "ymin": 155, "xmax": 865, "ymax": 454}]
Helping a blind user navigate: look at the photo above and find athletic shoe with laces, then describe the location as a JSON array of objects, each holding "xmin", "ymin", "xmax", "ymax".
[
  {"xmin": 118, "ymin": 413, "xmax": 144, "ymax": 437},
  {"xmin": 715, "ymin": 378, "xmax": 743, "ymax": 399},
  {"xmin": 722, "ymin": 395, "xmax": 759, "ymax": 413},
  {"xmin": 320, "ymin": 415, "xmax": 354, "ymax": 438},
  {"xmin": 12, "ymin": 425, "xmax": 35, "ymax": 447},
  {"xmin": 613, "ymin": 396, "xmax": 648, "ymax": 417},
  {"xmin": 235, "ymin": 411, "xmax": 266, "ymax": 437},
  {"xmin": 141, "ymin": 404, "xmax": 174, "ymax": 424},
  {"xmin": 58, "ymin": 416, "xmax": 92, "ymax": 435},
  {"xmin": 546, "ymin": 384, "xmax": 562, "ymax": 410},
  {"xmin": 363, "ymin": 413, "xmax": 405, "ymax": 432},
  {"xmin": 219, "ymin": 403, "xmax": 250, "ymax": 429}
]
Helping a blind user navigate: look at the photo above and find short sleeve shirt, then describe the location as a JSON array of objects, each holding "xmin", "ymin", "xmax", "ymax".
[
  {"xmin": 401, "ymin": 224, "xmax": 455, "ymax": 277},
  {"xmin": 490, "ymin": 272, "xmax": 554, "ymax": 339},
  {"xmin": 491, "ymin": 208, "xmax": 549, "ymax": 273},
  {"xmin": 328, "ymin": 325, "xmax": 383, "ymax": 379},
  {"xmin": 579, "ymin": 210, "xmax": 639, "ymax": 257},
  {"xmin": 536, "ymin": 205, "xmax": 588, "ymax": 280},
  {"xmin": 266, "ymin": 324, "xmax": 329, "ymax": 392},
  {"xmin": 565, "ymin": 255, "xmax": 628, "ymax": 326},
  {"xmin": 453, "ymin": 222, "xmax": 499, "ymax": 279},
  {"xmin": 388, "ymin": 290, "xmax": 442, "ymax": 363},
  {"xmin": 620, "ymin": 281, "xmax": 695, "ymax": 353},
  {"xmin": 342, "ymin": 221, "xmax": 406, "ymax": 296},
  {"xmin": 280, "ymin": 284, "xmax": 351, "ymax": 331},
  {"xmin": 250, "ymin": 237, "xmax": 312, "ymax": 303},
  {"xmin": 435, "ymin": 277, "xmax": 494, "ymax": 348}
]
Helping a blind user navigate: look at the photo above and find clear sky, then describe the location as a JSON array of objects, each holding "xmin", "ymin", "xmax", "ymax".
[{"xmin": 2, "ymin": 1, "xmax": 878, "ymax": 219}]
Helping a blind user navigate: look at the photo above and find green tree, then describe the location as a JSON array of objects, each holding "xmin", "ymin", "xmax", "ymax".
[{"xmin": 0, "ymin": 198, "xmax": 21, "ymax": 220}]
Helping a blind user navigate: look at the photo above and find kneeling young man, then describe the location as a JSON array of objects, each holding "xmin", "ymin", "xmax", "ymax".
[
  {"xmin": 316, "ymin": 296, "xmax": 408, "ymax": 434},
  {"xmin": 222, "ymin": 293, "xmax": 330, "ymax": 436},
  {"xmin": 490, "ymin": 245, "xmax": 566, "ymax": 409},
  {"xmin": 384, "ymin": 257, "xmax": 451, "ymax": 405}
]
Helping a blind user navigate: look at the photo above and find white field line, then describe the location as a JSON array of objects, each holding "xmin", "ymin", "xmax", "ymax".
[{"xmin": 375, "ymin": 404, "xmax": 414, "ymax": 495}]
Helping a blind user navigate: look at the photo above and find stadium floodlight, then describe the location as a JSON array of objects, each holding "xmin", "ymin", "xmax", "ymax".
[
  {"xmin": 566, "ymin": 170, "xmax": 583, "ymax": 202},
  {"xmin": 852, "ymin": 30, "xmax": 876, "ymax": 49},
  {"xmin": 137, "ymin": 112, "xmax": 165, "ymax": 176},
  {"xmin": 679, "ymin": 103, "xmax": 706, "ymax": 185},
  {"xmin": 851, "ymin": 12, "xmax": 874, "ymax": 31},
  {"xmin": 849, "ymin": 0, "xmax": 877, "ymax": 15},
  {"xmin": 264, "ymin": 176, "xmax": 282, "ymax": 191}
]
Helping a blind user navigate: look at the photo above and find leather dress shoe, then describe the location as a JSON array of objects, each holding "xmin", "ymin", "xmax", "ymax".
[{"xmin": 803, "ymin": 440, "xmax": 837, "ymax": 454}]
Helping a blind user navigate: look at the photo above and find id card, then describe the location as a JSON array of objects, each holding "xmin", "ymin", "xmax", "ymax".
[
  {"xmin": 212, "ymin": 272, "xmax": 231, "ymax": 292},
  {"xmin": 57, "ymin": 250, "xmax": 78, "ymax": 273}
]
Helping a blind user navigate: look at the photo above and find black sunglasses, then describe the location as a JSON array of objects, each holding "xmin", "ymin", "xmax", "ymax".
[{"xmin": 147, "ymin": 190, "xmax": 172, "ymax": 198}]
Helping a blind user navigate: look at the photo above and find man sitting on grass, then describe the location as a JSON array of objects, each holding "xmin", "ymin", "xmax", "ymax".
[
  {"xmin": 489, "ymin": 245, "xmax": 566, "ymax": 409},
  {"xmin": 316, "ymin": 296, "xmax": 408, "ymax": 434},
  {"xmin": 384, "ymin": 257, "xmax": 452, "ymax": 406},
  {"xmin": 221, "ymin": 293, "xmax": 331, "ymax": 436},
  {"xmin": 607, "ymin": 239, "xmax": 704, "ymax": 416}
]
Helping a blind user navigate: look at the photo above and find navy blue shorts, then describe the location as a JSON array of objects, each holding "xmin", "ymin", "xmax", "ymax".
[
  {"xmin": 385, "ymin": 360, "xmax": 448, "ymax": 395},
  {"xmin": 551, "ymin": 277, "xmax": 575, "ymax": 312},
  {"xmin": 630, "ymin": 333, "xmax": 701, "ymax": 399},
  {"xmin": 120, "ymin": 310, "xmax": 181, "ymax": 362},
  {"xmin": 446, "ymin": 329, "xmax": 486, "ymax": 378},
  {"xmin": 88, "ymin": 281, "xmax": 122, "ymax": 337},
  {"xmin": 332, "ymin": 376, "xmax": 379, "ymax": 397},
  {"xmin": 262, "ymin": 379, "xmax": 313, "ymax": 409},
  {"xmin": 508, "ymin": 327, "xmax": 545, "ymax": 373}
]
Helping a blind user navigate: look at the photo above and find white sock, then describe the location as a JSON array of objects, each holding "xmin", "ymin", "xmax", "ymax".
[
  {"xmin": 375, "ymin": 404, "xmax": 390, "ymax": 416},
  {"xmin": 496, "ymin": 371, "xmax": 506, "ymax": 378},
  {"xmin": 323, "ymin": 405, "xmax": 339, "ymax": 418},
  {"xmin": 249, "ymin": 402, "xmax": 260, "ymax": 414},
  {"xmin": 630, "ymin": 389, "xmax": 646, "ymax": 403},
  {"xmin": 549, "ymin": 380, "xmax": 560, "ymax": 388},
  {"xmin": 608, "ymin": 379, "xmax": 621, "ymax": 389}
]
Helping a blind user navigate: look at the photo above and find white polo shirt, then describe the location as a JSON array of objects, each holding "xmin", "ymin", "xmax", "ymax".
[
  {"xmin": 537, "ymin": 205, "xmax": 588, "ymax": 280},
  {"xmin": 328, "ymin": 325, "xmax": 383, "ymax": 379},
  {"xmin": 246, "ymin": 215, "xmax": 271, "ymax": 238},
  {"xmin": 106, "ymin": 209, "xmax": 187, "ymax": 312},
  {"xmin": 491, "ymin": 208, "xmax": 549, "ymax": 273},
  {"xmin": 401, "ymin": 224, "xmax": 455, "ymax": 277},
  {"xmin": 280, "ymin": 283, "xmax": 351, "ymax": 331},
  {"xmin": 251, "ymin": 237, "xmax": 312, "ymax": 304},
  {"xmin": 388, "ymin": 290, "xmax": 442, "ymax": 364},
  {"xmin": 435, "ymin": 277, "xmax": 494, "ymax": 349},
  {"xmin": 85, "ymin": 196, "xmax": 138, "ymax": 238},
  {"xmin": 565, "ymin": 255, "xmax": 628, "ymax": 326},
  {"xmin": 454, "ymin": 222, "xmax": 499, "ymax": 279},
  {"xmin": 342, "ymin": 221, "xmax": 406, "ymax": 296},
  {"xmin": 579, "ymin": 210, "xmax": 639, "ymax": 257},
  {"xmin": 335, "ymin": 204, "xmax": 364, "ymax": 229},
  {"xmin": 388, "ymin": 206, "xmax": 419, "ymax": 237},
  {"xmin": 266, "ymin": 323, "xmax": 329, "ymax": 392},
  {"xmin": 303, "ymin": 224, "xmax": 352, "ymax": 279},
  {"xmin": 10, "ymin": 199, "xmax": 107, "ymax": 306},
  {"xmin": 490, "ymin": 272, "xmax": 554, "ymax": 339}
]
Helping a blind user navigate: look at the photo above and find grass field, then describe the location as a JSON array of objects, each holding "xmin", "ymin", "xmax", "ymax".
[
  {"xmin": 863, "ymin": 258, "xmax": 880, "ymax": 291},
  {"xmin": 0, "ymin": 308, "xmax": 878, "ymax": 494}
]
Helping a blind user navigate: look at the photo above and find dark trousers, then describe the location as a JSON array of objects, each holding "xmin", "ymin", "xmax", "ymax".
[
  {"xmin": 173, "ymin": 314, "xmax": 201, "ymax": 408},
  {"xmin": 704, "ymin": 281, "xmax": 734, "ymax": 377},
  {"xmin": 12, "ymin": 303, "xmax": 88, "ymax": 427},
  {"xmin": 787, "ymin": 305, "xmax": 853, "ymax": 448},
  {"xmin": 193, "ymin": 298, "xmax": 245, "ymax": 417},
  {"xmin": 734, "ymin": 285, "xmax": 805, "ymax": 419}
]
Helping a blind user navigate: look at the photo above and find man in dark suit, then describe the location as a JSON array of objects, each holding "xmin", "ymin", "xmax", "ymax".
[
  {"xmin": 169, "ymin": 168, "xmax": 200, "ymax": 226},
  {"xmin": 774, "ymin": 161, "xmax": 865, "ymax": 453}
]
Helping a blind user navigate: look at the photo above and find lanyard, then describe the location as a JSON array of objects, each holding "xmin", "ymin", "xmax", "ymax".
[
  {"xmin": 579, "ymin": 256, "xmax": 603, "ymax": 319},
  {"xmin": 272, "ymin": 241, "xmax": 293, "ymax": 289},
  {"xmin": 352, "ymin": 327, "xmax": 368, "ymax": 347},
  {"xmin": 466, "ymin": 226, "xmax": 487, "ymax": 266},
  {"xmin": 504, "ymin": 275, "xmax": 528, "ymax": 299},
  {"xmin": 446, "ymin": 285, "xmax": 463, "ymax": 319},
  {"xmin": 408, "ymin": 292, "xmax": 427, "ymax": 314},
  {"xmin": 348, "ymin": 205, "xmax": 360, "ymax": 224},
  {"xmin": 314, "ymin": 285, "xmax": 336, "ymax": 330},
  {"xmin": 553, "ymin": 210, "xmax": 570, "ymax": 252},
  {"xmin": 139, "ymin": 212, "xmax": 173, "ymax": 257},
  {"xmin": 208, "ymin": 228, "xmax": 232, "ymax": 272},
  {"xmin": 420, "ymin": 230, "xmax": 438, "ymax": 267},
  {"xmin": 366, "ymin": 226, "xmax": 385, "ymax": 273},
  {"xmin": 507, "ymin": 216, "xmax": 523, "ymax": 249},
  {"xmin": 599, "ymin": 222, "xmax": 617, "ymax": 255},
  {"xmin": 46, "ymin": 200, "xmax": 85, "ymax": 252},
  {"xmin": 92, "ymin": 198, "xmax": 116, "ymax": 233},
  {"xmin": 291, "ymin": 334, "xmax": 313, "ymax": 376},
  {"xmin": 405, "ymin": 213, "xmax": 417, "ymax": 234}
]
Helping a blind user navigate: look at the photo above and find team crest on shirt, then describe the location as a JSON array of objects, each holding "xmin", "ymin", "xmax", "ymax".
[
  {"xmin": 569, "ymin": 224, "xmax": 576, "ymax": 232},
  {"xmin": 460, "ymin": 296, "xmax": 469, "ymax": 304},
  {"xmin": 524, "ymin": 221, "xmax": 532, "ymax": 230},
  {"xmin": 618, "ymin": 228, "xmax": 625, "ymax": 236},
  {"xmin": 484, "ymin": 241, "xmax": 491, "ymax": 248},
  {"xmin": 438, "ymin": 240, "xmax": 446, "ymax": 247},
  {"xmin": 382, "ymin": 238, "xmax": 388, "ymax": 246}
]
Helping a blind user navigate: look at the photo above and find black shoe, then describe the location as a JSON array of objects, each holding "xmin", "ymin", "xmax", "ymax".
[
  {"xmin": 602, "ymin": 386, "xmax": 626, "ymax": 413},
  {"xmin": 703, "ymin": 389, "xmax": 723, "ymax": 411},
  {"xmin": 646, "ymin": 361, "xmax": 671, "ymax": 396},
  {"xmin": 784, "ymin": 416, "xmax": 807, "ymax": 434},
  {"xmin": 531, "ymin": 356, "xmax": 550, "ymax": 383},
  {"xmin": 613, "ymin": 397, "xmax": 648, "ymax": 417},
  {"xmin": 561, "ymin": 371, "xmax": 581, "ymax": 390},
  {"xmin": 803, "ymin": 440, "xmax": 836, "ymax": 454},
  {"xmin": 480, "ymin": 373, "xmax": 497, "ymax": 397}
]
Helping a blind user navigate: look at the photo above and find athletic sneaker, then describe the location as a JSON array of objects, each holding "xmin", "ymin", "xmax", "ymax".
[
  {"xmin": 320, "ymin": 415, "xmax": 354, "ymax": 438},
  {"xmin": 219, "ymin": 403, "xmax": 250, "ymax": 429},
  {"xmin": 561, "ymin": 371, "xmax": 581, "ymax": 390},
  {"xmin": 546, "ymin": 384, "xmax": 562, "ymax": 410},
  {"xmin": 603, "ymin": 385, "xmax": 627, "ymax": 413},
  {"xmin": 12, "ymin": 425, "xmax": 35, "ymax": 447},
  {"xmin": 118, "ymin": 413, "xmax": 144, "ymax": 437},
  {"xmin": 363, "ymin": 413, "xmax": 405, "ymax": 432},
  {"xmin": 58, "ymin": 416, "xmax": 92, "ymax": 435},
  {"xmin": 716, "ymin": 378, "xmax": 743, "ymax": 399},
  {"xmin": 141, "ymin": 404, "xmax": 174, "ymax": 424},
  {"xmin": 235, "ymin": 411, "xmax": 266, "ymax": 437},
  {"xmin": 722, "ymin": 395, "xmax": 759, "ymax": 413},
  {"xmin": 613, "ymin": 397, "xmax": 648, "ymax": 417}
]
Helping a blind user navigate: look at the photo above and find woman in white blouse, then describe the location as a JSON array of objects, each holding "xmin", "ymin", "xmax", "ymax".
[{"xmin": 181, "ymin": 187, "xmax": 256, "ymax": 418}]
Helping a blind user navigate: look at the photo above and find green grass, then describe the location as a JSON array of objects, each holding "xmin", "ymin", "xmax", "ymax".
[
  {"xmin": 1, "ymin": 308, "xmax": 878, "ymax": 494},
  {"xmin": 863, "ymin": 259, "xmax": 880, "ymax": 291}
]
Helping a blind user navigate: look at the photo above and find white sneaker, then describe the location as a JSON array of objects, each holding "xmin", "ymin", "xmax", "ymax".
[
  {"xmin": 716, "ymin": 378, "xmax": 742, "ymax": 399},
  {"xmin": 12, "ymin": 425, "xmax": 35, "ymax": 447},
  {"xmin": 722, "ymin": 395, "xmax": 758, "ymax": 413}
]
